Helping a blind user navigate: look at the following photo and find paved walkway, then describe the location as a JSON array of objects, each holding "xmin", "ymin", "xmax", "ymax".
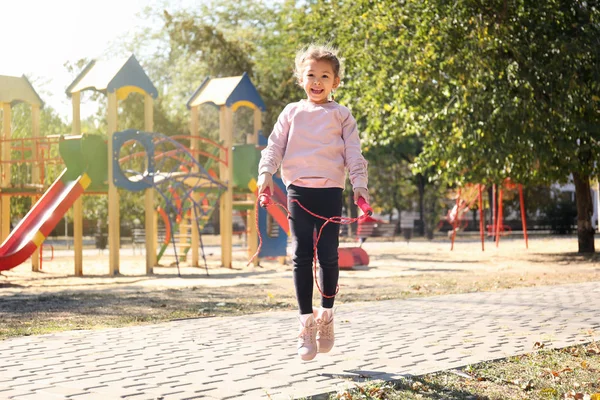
[{"xmin": 1, "ymin": 281, "xmax": 599, "ymax": 400}]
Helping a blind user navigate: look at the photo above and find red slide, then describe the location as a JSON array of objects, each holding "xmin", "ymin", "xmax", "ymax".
[
  {"xmin": 0, "ymin": 170, "xmax": 91, "ymax": 271},
  {"xmin": 255, "ymin": 185, "xmax": 290, "ymax": 235}
]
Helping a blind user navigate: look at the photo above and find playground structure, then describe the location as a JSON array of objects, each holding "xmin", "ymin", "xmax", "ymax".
[
  {"xmin": 444, "ymin": 179, "xmax": 529, "ymax": 251},
  {"xmin": 0, "ymin": 56, "xmax": 290, "ymax": 274},
  {"xmin": 0, "ymin": 74, "xmax": 53, "ymax": 270}
]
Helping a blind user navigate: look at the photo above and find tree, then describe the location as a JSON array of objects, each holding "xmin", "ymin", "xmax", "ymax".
[
  {"xmin": 287, "ymin": 0, "xmax": 599, "ymax": 252},
  {"xmin": 407, "ymin": 1, "xmax": 600, "ymax": 252}
]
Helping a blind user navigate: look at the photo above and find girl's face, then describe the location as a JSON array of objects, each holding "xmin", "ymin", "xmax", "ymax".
[{"xmin": 300, "ymin": 59, "xmax": 340, "ymax": 104}]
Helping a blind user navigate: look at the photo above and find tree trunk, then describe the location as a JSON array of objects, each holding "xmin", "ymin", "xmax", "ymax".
[{"xmin": 572, "ymin": 172, "xmax": 595, "ymax": 253}]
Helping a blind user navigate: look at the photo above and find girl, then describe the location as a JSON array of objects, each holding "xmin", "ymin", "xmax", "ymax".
[{"xmin": 257, "ymin": 44, "xmax": 369, "ymax": 361}]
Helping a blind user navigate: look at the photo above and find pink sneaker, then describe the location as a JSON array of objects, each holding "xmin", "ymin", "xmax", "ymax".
[
  {"xmin": 316, "ymin": 312, "xmax": 334, "ymax": 353},
  {"xmin": 297, "ymin": 315, "xmax": 317, "ymax": 361}
]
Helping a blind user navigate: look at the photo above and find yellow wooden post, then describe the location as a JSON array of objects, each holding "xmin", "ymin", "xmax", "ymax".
[
  {"xmin": 72, "ymin": 92, "xmax": 84, "ymax": 276},
  {"xmin": 144, "ymin": 94, "xmax": 155, "ymax": 274},
  {"xmin": 1, "ymin": 103, "xmax": 12, "ymax": 242},
  {"xmin": 31, "ymin": 104, "xmax": 41, "ymax": 272},
  {"xmin": 190, "ymin": 106, "xmax": 200, "ymax": 267},
  {"xmin": 73, "ymin": 198, "xmax": 83, "ymax": 275},
  {"xmin": 219, "ymin": 106, "xmax": 234, "ymax": 268},
  {"xmin": 107, "ymin": 91, "xmax": 120, "ymax": 275},
  {"xmin": 247, "ymin": 108, "xmax": 261, "ymax": 265}
]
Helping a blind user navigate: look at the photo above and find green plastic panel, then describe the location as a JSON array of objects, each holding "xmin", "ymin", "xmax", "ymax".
[
  {"xmin": 59, "ymin": 136, "xmax": 86, "ymax": 182},
  {"xmin": 232, "ymin": 144, "xmax": 260, "ymax": 190},
  {"xmin": 81, "ymin": 134, "xmax": 108, "ymax": 192},
  {"xmin": 58, "ymin": 134, "xmax": 108, "ymax": 191}
]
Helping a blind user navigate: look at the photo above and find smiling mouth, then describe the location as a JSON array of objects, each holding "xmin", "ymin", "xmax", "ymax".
[{"xmin": 311, "ymin": 88, "xmax": 324, "ymax": 94}]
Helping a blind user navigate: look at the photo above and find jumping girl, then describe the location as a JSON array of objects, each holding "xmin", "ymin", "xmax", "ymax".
[{"xmin": 257, "ymin": 44, "xmax": 369, "ymax": 361}]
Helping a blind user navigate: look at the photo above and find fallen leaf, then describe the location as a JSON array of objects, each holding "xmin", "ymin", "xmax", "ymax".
[
  {"xmin": 534, "ymin": 342, "xmax": 545, "ymax": 349},
  {"xmin": 586, "ymin": 343, "xmax": 600, "ymax": 355},
  {"xmin": 564, "ymin": 347, "xmax": 580, "ymax": 356},
  {"xmin": 564, "ymin": 392, "xmax": 588, "ymax": 399},
  {"xmin": 552, "ymin": 367, "xmax": 573, "ymax": 377}
]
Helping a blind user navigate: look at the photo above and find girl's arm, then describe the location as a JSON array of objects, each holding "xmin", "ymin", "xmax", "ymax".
[{"xmin": 341, "ymin": 110, "xmax": 369, "ymax": 193}]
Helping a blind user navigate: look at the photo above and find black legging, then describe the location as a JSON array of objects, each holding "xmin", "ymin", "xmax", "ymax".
[{"xmin": 287, "ymin": 184, "xmax": 343, "ymax": 315}]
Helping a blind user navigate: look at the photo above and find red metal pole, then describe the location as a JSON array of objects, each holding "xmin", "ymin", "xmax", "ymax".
[
  {"xmin": 478, "ymin": 184, "xmax": 485, "ymax": 251},
  {"xmin": 491, "ymin": 184, "xmax": 497, "ymax": 239},
  {"xmin": 495, "ymin": 188, "xmax": 503, "ymax": 248},
  {"xmin": 518, "ymin": 184, "xmax": 529, "ymax": 249}
]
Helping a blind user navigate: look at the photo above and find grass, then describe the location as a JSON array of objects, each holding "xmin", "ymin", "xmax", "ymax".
[
  {"xmin": 331, "ymin": 343, "xmax": 600, "ymax": 399},
  {"xmin": 0, "ymin": 289, "xmax": 294, "ymax": 340}
]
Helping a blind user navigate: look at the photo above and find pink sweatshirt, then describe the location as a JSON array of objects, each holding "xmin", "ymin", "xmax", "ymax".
[{"xmin": 258, "ymin": 100, "xmax": 368, "ymax": 190}]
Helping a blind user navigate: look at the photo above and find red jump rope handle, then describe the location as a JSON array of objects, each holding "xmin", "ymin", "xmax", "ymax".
[
  {"xmin": 259, "ymin": 187, "xmax": 272, "ymax": 208},
  {"xmin": 357, "ymin": 196, "xmax": 373, "ymax": 216}
]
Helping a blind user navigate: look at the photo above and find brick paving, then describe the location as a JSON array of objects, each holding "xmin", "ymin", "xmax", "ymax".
[{"xmin": 1, "ymin": 281, "xmax": 599, "ymax": 399}]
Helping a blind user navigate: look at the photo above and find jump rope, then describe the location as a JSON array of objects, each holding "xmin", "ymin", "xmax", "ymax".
[{"xmin": 247, "ymin": 187, "xmax": 373, "ymax": 298}]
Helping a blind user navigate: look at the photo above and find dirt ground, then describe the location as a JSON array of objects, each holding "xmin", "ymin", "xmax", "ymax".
[{"xmin": 1, "ymin": 234, "xmax": 600, "ymax": 338}]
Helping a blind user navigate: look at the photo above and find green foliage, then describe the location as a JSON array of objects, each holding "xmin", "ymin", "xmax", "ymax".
[
  {"xmin": 286, "ymin": 1, "xmax": 600, "ymax": 186},
  {"xmin": 365, "ymin": 138, "xmax": 420, "ymax": 217}
]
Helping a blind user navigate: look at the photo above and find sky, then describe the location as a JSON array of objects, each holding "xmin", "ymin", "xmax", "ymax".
[{"xmin": 0, "ymin": 0, "xmax": 174, "ymax": 120}]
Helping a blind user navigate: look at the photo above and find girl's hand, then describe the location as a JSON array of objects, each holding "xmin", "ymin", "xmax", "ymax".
[
  {"xmin": 353, "ymin": 187, "xmax": 369, "ymax": 204},
  {"xmin": 257, "ymin": 172, "xmax": 274, "ymax": 194}
]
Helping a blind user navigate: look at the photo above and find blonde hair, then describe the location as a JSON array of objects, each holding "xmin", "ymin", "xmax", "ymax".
[{"xmin": 294, "ymin": 44, "xmax": 343, "ymax": 84}]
